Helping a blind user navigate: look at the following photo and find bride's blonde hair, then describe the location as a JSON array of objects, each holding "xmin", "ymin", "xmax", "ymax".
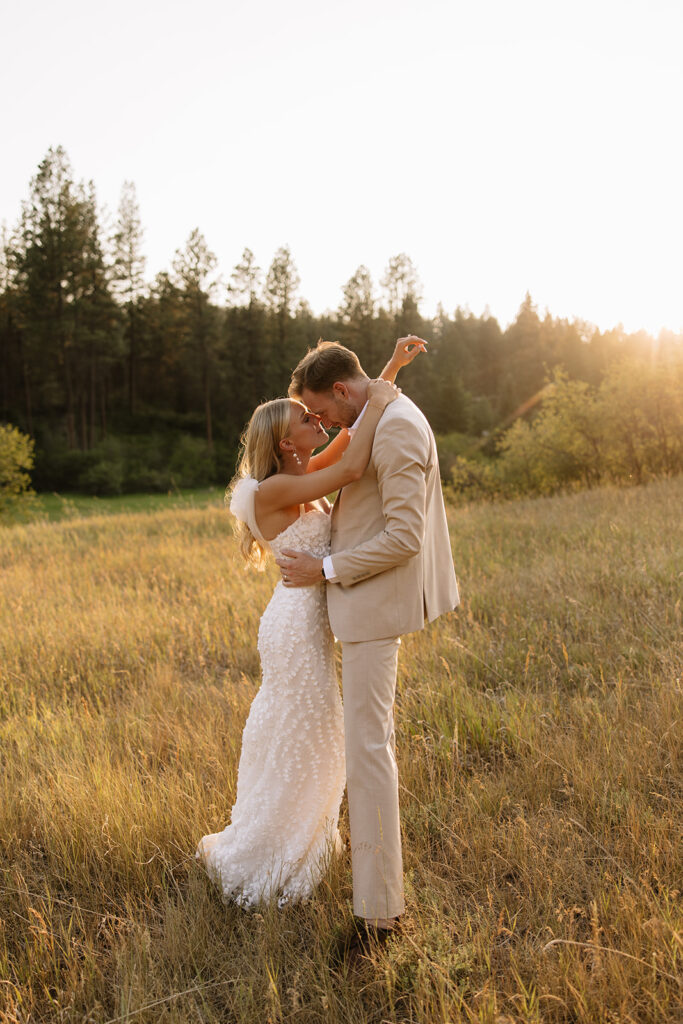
[{"xmin": 228, "ymin": 397, "xmax": 293, "ymax": 570}]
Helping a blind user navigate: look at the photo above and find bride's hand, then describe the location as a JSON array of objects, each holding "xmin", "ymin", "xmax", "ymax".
[
  {"xmin": 392, "ymin": 335, "xmax": 428, "ymax": 368},
  {"xmin": 367, "ymin": 378, "xmax": 400, "ymax": 410}
]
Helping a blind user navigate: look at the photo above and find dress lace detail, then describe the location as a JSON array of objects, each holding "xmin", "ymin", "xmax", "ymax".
[{"xmin": 196, "ymin": 501, "xmax": 345, "ymax": 907}]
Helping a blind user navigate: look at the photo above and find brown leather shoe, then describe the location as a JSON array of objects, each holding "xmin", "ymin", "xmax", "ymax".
[{"xmin": 330, "ymin": 917, "xmax": 400, "ymax": 966}]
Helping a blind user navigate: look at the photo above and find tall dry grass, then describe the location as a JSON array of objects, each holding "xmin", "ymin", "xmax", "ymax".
[{"xmin": 1, "ymin": 477, "xmax": 681, "ymax": 1023}]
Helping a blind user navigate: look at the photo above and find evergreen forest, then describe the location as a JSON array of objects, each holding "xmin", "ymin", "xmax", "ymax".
[{"xmin": 1, "ymin": 147, "xmax": 681, "ymax": 497}]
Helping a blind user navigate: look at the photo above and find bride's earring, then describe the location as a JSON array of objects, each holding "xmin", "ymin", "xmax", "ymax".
[{"xmin": 293, "ymin": 451, "xmax": 302, "ymax": 468}]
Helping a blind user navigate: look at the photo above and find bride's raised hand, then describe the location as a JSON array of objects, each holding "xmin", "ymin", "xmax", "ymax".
[
  {"xmin": 367, "ymin": 378, "xmax": 400, "ymax": 410},
  {"xmin": 393, "ymin": 335, "xmax": 428, "ymax": 367},
  {"xmin": 379, "ymin": 336, "xmax": 428, "ymax": 384}
]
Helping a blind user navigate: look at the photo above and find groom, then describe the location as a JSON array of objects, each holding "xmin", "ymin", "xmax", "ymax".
[{"xmin": 277, "ymin": 339, "xmax": 459, "ymax": 935}]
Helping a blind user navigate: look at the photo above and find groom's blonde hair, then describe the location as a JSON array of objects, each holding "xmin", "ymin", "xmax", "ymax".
[{"xmin": 229, "ymin": 397, "xmax": 292, "ymax": 569}]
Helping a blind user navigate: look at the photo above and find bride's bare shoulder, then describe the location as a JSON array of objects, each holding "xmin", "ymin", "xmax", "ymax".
[{"xmin": 254, "ymin": 484, "xmax": 299, "ymax": 541}]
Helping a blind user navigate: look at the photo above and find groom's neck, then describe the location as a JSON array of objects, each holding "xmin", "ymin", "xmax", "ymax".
[{"xmin": 347, "ymin": 377, "xmax": 369, "ymax": 418}]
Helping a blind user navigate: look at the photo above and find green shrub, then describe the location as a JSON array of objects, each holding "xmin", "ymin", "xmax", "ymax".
[
  {"xmin": 77, "ymin": 438, "xmax": 126, "ymax": 496},
  {"xmin": 168, "ymin": 435, "xmax": 216, "ymax": 488},
  {"xmin": 122, "ymin": 434, "xmax": 171, "ymax": 492},
  {"xmin": 450, "ymin": 453, "xmax": 502, "ymax": 502},
  {"xmin": 450, "ymin": 359, "xmax": 683, "ymax": 502},
  {"xmin": 32, "ymin": 431, "xmax": 223, "ymax": 495},
  {"xmin": 0, "ymin": 424, "xmax": 36, "ymax": 517},
  {"xmin": 434, "ymin": 431, "xmax": 477, "ymax": 481}
]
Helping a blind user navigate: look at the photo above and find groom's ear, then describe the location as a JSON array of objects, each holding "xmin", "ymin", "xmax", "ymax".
[{"xmin": 332, "ymin": 381, "xmax": 348, "ymax": 400}]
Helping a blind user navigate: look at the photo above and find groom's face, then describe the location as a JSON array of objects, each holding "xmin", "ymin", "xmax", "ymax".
[{"xmin": 301, "ymin": 384, "xmax": 358, "ymax": 430}]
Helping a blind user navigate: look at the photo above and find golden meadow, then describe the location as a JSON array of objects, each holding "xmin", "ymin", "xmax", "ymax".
[{"xmin": 1, "ymin": 478, "xmax": 681, "ymax": 1023}]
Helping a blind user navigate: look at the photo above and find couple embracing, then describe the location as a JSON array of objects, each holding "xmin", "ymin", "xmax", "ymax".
[{"xmin": 196, "ymin": 336, "xmax": 459, "ymax": 946}]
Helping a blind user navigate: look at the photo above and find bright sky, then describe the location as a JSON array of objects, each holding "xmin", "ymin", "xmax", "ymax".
[{"xmin": 3, "ymin": 0, "xmax": 682, "ymax": 334}]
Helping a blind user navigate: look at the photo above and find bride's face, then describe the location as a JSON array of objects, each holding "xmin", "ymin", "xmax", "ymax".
[{"xmin": 286, "ymin": 400, "xmax": 328, "ymax": 453}]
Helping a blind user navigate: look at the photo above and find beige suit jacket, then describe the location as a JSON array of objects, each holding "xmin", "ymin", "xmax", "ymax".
[{"xmin": 327, "ymin": 394, "xmax": 459, "ymax": 642}]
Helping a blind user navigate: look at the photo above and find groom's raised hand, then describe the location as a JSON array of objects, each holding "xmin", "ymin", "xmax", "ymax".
[{"xmin": 276, "ymin": 549, "xmax": 324, "ymax": 588}]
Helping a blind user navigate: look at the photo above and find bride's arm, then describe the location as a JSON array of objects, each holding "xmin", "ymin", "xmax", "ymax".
[
  {"xmin": 305, "ymin": 426, "xmax": 351, "ymax": 472},
  {"xmin": 306, "ymin": 336, "xmax": 427, "ymax": 473},
  {"xmin": 379, "ymin": 335, "xmax": 427, "ymax": 384},
  {"xmin": 256, "ymin": 379, "xmax": 397, "ymax": 512}
]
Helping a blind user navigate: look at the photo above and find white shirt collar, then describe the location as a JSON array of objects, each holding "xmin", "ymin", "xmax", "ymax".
[{"xmin": 347, "ymin": 400, "xmax": 368, "ymax": 435}]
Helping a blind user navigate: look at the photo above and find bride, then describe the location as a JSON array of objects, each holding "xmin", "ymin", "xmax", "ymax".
[{"xmin": 196, "ymin": 338, "xmax": 425, "ymax": 907}]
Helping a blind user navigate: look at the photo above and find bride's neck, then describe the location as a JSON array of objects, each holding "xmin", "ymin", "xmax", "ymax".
[{"xmin": 280, "ymin": 450, "xmax": 311, "ymax": 475}]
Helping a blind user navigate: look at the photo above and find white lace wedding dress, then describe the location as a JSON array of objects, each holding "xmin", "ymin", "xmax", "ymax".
[{"xmin": 196, "ymin": 478, "xmax": 345, "ymax": 907}]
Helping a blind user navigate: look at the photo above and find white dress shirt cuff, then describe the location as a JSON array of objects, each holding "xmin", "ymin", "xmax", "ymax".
[{"xmin": 322, "ymin": 555, "xmax": 338, "ymax": 581}]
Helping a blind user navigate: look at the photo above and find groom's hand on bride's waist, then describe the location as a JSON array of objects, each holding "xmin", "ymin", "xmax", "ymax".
[{"xmin": 276, "ymin": 549, "xmax": 324, "ymax": 588}]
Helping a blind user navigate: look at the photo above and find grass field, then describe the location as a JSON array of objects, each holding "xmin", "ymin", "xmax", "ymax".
[
  {"xmin": 1, "ymin": 478, "xmax": 681, "ymax": 1023},
  {"xmin": 21, "ymin": 487, "xmax": 225, "ymax": 522}
]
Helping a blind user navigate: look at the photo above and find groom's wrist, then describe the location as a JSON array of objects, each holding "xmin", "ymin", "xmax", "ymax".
[{"xmin": 322, "ymin": 555, "xmax": 338, "ymax": 582}]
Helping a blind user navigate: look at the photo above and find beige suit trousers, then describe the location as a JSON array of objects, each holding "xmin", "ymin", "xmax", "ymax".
[{"xmin": 342, "ymin": 636, "xmax": 405, "ymax": 920}]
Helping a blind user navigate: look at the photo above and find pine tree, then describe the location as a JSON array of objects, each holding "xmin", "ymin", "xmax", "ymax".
[
  {"xmin": 172, "ymin": 229, "xmax": 220, "ymax": 451},
  {"xmin": 338, "ymin": 265, "xmax": 378, "ymax": 368},
  {"xmin": 13, "ymin": 147, "xmax": 119, "ymax": 448},
  {"xmin": 225, "ymin": 248, "xmax": 266, "ymax": 422},
  {"xmin": 112, "ymin": 181, "xmax": 147, "ymax": 414},
  {"xmin": 380, "ymin": 253, "xmax": 421, "ymax": 318},
  {"xmin": 264, "ymin": 245, "xmax": 300, "ymax": 392}
]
